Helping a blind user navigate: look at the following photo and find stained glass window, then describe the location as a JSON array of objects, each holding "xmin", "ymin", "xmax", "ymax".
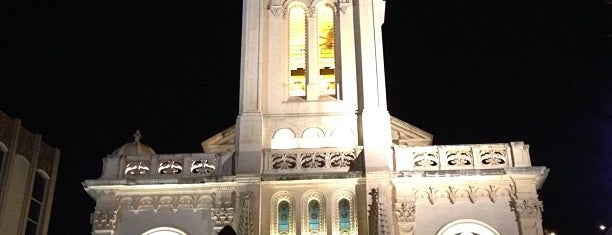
[
  {"xmin": 309, "ymin": 200, "xmax": 321, "ymax": 230},
  {"xmin": 339, "ymin": 198, "xmax": 350, "ymax": 232},
  {"xmin": 278, "ymin": 201, "xmax": 290, "ymax": 234},
  {"xmin": 317, "ymin": 4, "xmax": 336, "ymax": 96},
  {"xmin": 289, "ymin": 6, "xmax": 307, "ymax": 97}
]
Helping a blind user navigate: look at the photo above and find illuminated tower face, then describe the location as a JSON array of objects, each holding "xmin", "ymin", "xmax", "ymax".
[{"xmin": 236, "ymin": 0, "xmax": 391, "ymax": 174}]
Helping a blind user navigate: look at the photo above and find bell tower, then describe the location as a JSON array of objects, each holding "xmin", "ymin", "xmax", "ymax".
[{"xmin": 235, "ymin": 0, "xmax": 392, "ymax": 175}]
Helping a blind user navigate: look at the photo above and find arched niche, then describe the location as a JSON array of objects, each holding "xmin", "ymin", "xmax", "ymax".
[
  {"xmin": 142, "ymin": 227, "xmax": 187, "ymax": 235},
  {"xmin": 437, "ymin": 219, "xmax": 500, "ymax": 235},
  {"xmin": 271, "ymin": 128, "xmax": 298, "ymax": 149}
]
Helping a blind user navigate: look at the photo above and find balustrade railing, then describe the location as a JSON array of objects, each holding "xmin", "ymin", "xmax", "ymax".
[
  {"xmin": 263, "ymin": 147, "xmax": 363, "ymax": 174},
  {"xmin": 394, "ymin": 143, "xmax": 516, "ymax": 171},
  {"xmin": 120, "ymin": 153, "xmax": 231, "ymax": 179}
]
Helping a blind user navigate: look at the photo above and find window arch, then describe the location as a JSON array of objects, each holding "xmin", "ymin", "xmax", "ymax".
[
  {"xmin": 301, "ymin": 191, "xmax": 326, "ymax": 234},
  {"xmin": 272, "ymin": 128, "xmax": 298, "ymax": 149},
  {"xmin": 288, "ymin": 3, "xmax": 307, "ymax": 97},
  {"xmin": 437, "ymin": 219, "xmax": 501, "ymax": 235},
  {"xmin": 286, "ymin": 1, "xmax": 339, "ymax": 100},
  {"xmin": 271, "ymin": 191, "xmax": 295, "ymax": 235},
  {"xmin": 300, "ymin": 127, "xmax": 326, "ymax": 148},
  {"xmin": 142, "ymin": 227, "xmax": 187, "ymax": 235},
  {"xmin": 332, "ymin": 190, "xmax": 357, "ymax": 234}
]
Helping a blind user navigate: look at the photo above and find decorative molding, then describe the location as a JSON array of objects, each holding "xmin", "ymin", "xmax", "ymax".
[
  {"xmin": 269, "ymin": 5, "xmax": 284, "ymax": 17},
  {"xmin": 211, "ymin": 207, "xmax": 235, "ymax": 228},
  {"xmin": 368, "ymin": 188, "xmax": 389, "ymax": 235},
  {"xmin": 238, "ymin": 192, "xmax": 253, "ymax": 235},
  {"xmin": 116, "ymin": 193, "xmax": 223, "ymax": 213},
  {"xmin": 90, "ymin": 210, "xmax": 117, "ymax": 231},
  {"xmin": 393, "ymin": 203, "xmax": 415, "ymax": 222},
  {"xmin": 336, "ymin": 0, "xmax": 351, "ymax": 14},
  {"xmin": 511, "ymin": 199, "xmax": 543, "ymax": 219},
  {"xmin": 412, "ymin": 184, "xmax": 515, "ymax": 205}
]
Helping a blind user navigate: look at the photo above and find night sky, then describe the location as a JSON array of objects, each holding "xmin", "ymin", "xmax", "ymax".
[{"xmin": 2, "ymin": 0, "xmax": 611, "ymax": 234}]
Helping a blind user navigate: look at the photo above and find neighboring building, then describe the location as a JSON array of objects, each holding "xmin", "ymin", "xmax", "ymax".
[
  {"xmin": 83, "ymin": 1, "xmax": 549, "ymax": 235},
  {"xmin": 0, "ymin": 110, "xmax": 60, "ymax": 235}
]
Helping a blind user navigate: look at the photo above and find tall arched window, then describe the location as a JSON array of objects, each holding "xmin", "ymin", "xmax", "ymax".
[
  {"xmin": 271, "ymin": 192, "xmax": 295, "ymax": 235},
  {"xmin": 338, "ymin": 198, "xmax": 351, "ymax": 233},
  {"xmin": 286, "ymin": 1, "xmax": 338, "ymax": 100},
  {"xmin": 288, "ymin": 4, "xmax": 307, "ymax": 97},
  {"xmin": 308, "ymin": 200, "xmax": 321, "ymax": 231},
  {"xmin": 317, "ymin": 3, "xmax": 336, "ymax": 96},
  {"xmin": 332, "ymin": 190, "xmax": 356, "ymax": 234},
  {"xmin": 278, "ymin": 200, "xmax": 291, "ymax": 234}
]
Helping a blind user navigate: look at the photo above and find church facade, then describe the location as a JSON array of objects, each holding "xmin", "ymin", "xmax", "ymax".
[{"xmin": 83, "ymin": 0, "xmax": 549, "ymax": 234}]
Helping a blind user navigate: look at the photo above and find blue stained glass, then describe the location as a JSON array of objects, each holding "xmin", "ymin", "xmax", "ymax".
[
  {"xmin": 339, "ymin": 198, "xmax": 350, "ymax": 230},
  {"xmin": 278, "ymin": 201, "xmax": 290, "ymax": 232},
  {"xmin": 309, "ymin": 200, "xmax": 320, "ymax": 230}
]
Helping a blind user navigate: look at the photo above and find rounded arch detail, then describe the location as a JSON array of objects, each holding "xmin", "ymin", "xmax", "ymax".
[
  {"xmin": 142, "ymin": 227, "xmax": 187, "ymax": 235},
  {"xmin": 437, "ymin": 219, "xmax": 500, "ymax": 235}
]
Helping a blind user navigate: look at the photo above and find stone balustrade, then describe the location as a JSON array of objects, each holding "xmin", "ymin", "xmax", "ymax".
[
  {"xmin": 263, "ymin": 147, "xmax": 363, "ymax": 174},
  {"xmin": 117, "ymin": 153, "xmax": 232, "ymax": 179},
  {"xmin": 394, "ymin": 142, "xmax": 532, "ymax": 171}
]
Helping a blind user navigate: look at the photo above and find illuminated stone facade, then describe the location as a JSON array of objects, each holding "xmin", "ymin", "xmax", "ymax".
[
  {"xmin": 83, "ymin": 0, "xmax": 548, "ymax": 234},
  {"xmin": 0, "ymin": 110, "xmax": 60, "ymax": 235}
]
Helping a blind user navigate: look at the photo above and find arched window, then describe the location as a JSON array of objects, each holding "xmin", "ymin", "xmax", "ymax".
[
  {"xmin": 308, "ymin": 200, "xmax": 321, "ymax": 231},
  {"xmin": 288, "ymin": 4, "xmax": 307, "ymax": 97},
  {"xmin": 272, "ymin": 192, "xmax": 295, "ymax": 235},
  {"xmin": 338, "ymin": 198, "xmax": 350, "ymax": 233},
  {"xmin": 302, "ymin": 191, "xmax": 326, "ymax": 234},
  {"xmin": 272, "ymin": 128, "xmax": 298, "ymax": 149},
  {"xmin": 286, "ymin": 1, "xmax": 338, "ymax": 100},
  {"xmin": 142, "ymin": 227, "xmax": 187, "ymax": 235},
  {"xmin": 317, "ymin": 3, "xmax": 336, "ymax": 96},
  {"xmin": 278, "ymin": 200, "xmax": 291, "ymax": 234},
  {"xmin": 332, "ymin": 190, "xmax": 356, "ymax": 234},
  {"xmin": 437, "ymin": 219, "xmax": 500, "ymax": 235}
]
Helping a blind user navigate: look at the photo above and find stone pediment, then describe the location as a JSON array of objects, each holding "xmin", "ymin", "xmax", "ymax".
[
  {"xmin": 390, "ymin": 116, "xmax": 433, "ymax": 146},
  {"xmin": 201, "ymin": 126, "xmax": 235, "ymax": 153},
  {"xmin": 201, "ymin": 116, "xmax": 433, "ymax": 152}
]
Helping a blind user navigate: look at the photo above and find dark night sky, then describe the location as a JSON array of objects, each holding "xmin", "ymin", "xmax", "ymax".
[{"xmin": 2, "ymin": 0, "xmax": 611, "ymax": 234}]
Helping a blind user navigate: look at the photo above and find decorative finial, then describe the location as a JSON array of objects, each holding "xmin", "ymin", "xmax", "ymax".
[{"xmin": 133, "ymin": 130, "xmax": 142, "ymax": 142}]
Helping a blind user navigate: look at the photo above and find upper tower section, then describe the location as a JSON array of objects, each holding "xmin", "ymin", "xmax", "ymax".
[{"xmin": 236, "ymin": 0, "xmax": 393, "ymax": 173}]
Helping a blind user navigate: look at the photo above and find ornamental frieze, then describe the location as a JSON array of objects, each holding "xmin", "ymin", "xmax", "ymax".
[{"xmin": 414, "ymin": 184, "xmax": 516, "ymax": 205}]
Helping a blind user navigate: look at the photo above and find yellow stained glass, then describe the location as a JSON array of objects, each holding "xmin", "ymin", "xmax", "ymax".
[
  {"xmin": 317, "ymin": 5, "xmax": 335, "ymax": 96},
  {"xmin": 289, "ymin": 6, "xmax": 306, "ymax": 97}
]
